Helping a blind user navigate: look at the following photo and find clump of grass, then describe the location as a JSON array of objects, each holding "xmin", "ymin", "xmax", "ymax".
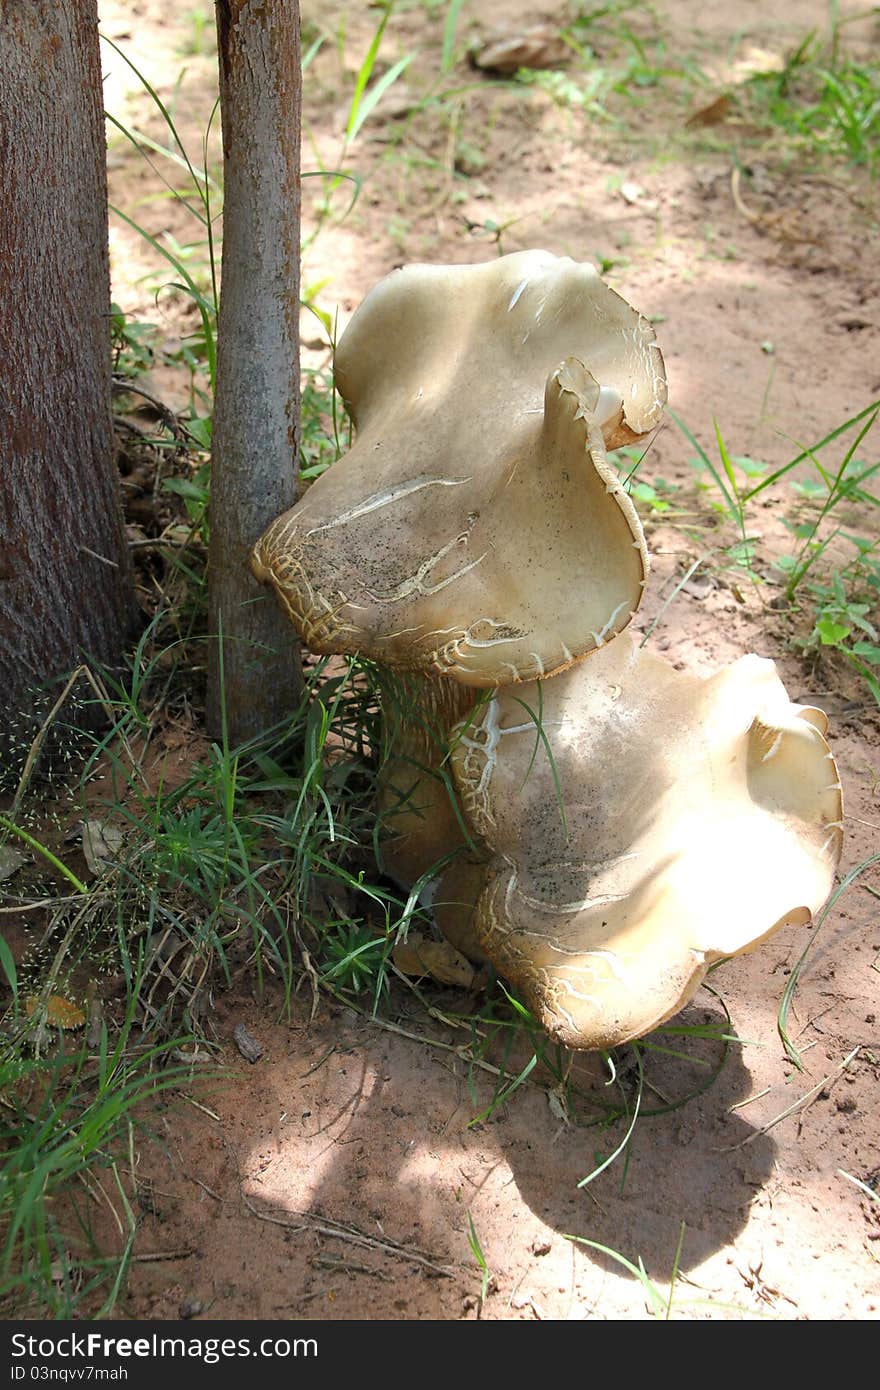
[
  {"xmin": 742, "ymin": 27, "xmax": 880, "ymax": 173},
  {"xmin": 670, "ymin": 402, "xmax": 880, "ymax": 704},
  {"xmin": 0, "ymin": 989, "xmax": 191, "ymax": 1317}
]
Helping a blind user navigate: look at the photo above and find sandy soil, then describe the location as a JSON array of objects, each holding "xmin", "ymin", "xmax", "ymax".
[{"xmin": 96, "ymin": 0, "xmax": 879, "ymax": 1319}]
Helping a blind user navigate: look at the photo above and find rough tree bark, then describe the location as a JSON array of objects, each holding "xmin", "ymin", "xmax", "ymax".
[
  {"xmin": 207, "ymin": 0, "xmax": 303, "ymax": 743},
  {"xmin": 0, "ymin": 1, "xmax": 134, "ymax": 753}
]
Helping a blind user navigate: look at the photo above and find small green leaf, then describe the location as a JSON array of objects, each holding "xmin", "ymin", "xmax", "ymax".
[
  {"xmin": 816, "ymin": 617, "xmax": 850, "ymax": 645},
  {"xmin": 733, "ymin": 455, "xmax": 767, "ymax": 477},
  {"xmin": 186, "ymin": 416, "xmax": 212, "ymax": 449},
  {"xmin": 0, "ymin": 934, "xmax": 18, "ymax": 998},
  {"xmin": 852, "ymin": 641, "xmax": 880, "ymax": 663},
  {"xmin": 791, "ymin": 478, "xmax": 827, "ymax": 497},
  {"xmin": 773, "ymin": 554, "xmax": 799, "ymax": 573}
]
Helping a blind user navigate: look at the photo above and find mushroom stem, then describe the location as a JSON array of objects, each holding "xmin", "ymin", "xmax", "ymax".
[{"xmin": 377, "ymin": 672, "xmax": 487, "ymax": 962}]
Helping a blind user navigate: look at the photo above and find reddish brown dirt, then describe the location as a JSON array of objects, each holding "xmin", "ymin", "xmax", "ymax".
[{"xmin": 96, "ymin": 0, "xmax": 879, "ymax": 1319}]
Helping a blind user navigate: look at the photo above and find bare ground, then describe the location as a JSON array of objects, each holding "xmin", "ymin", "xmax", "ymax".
[{"xmin": 97, "ymin": 0, "xmax": 879, "ymax": 1319}]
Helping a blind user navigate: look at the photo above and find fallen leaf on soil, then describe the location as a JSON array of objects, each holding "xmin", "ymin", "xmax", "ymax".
[
  {"xmin": 82, "ymin": 819, "xmax": 124, "ymax": 875},
  {"xmin": 682, "ymin": 575, "xmax": 715, "ymax": 600},
  {"xmin": 619, "ymin": 180, "xmax": 659, "ymax": 212},
  {"xmin": 393, "ymin": 934, "xmax": 476, "ymax": 988},
  {"xmin": 470, "ymin": 26, "xmax": 569, "ymax": 75},
  {"xmin": 26, "ymin": 995, "xmax": 86, "ymax": 1029},
  {"xmin": 547, "ymin": 1086, "xmax": 571, "ymax": 1125},
  {"xmin": 233, "ymin": 1022, "xmax": 265, "ymax": 1064},
  {"xmin": 685, "ymin": 94, "xmax": 733, "ymax": 128},
  {"xmin": 0, "ymin": 846, "xmax": 25, "ymax": 881}
]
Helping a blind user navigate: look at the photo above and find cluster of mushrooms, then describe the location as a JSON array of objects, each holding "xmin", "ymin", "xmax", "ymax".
[{"xmin": 252, "ymin": 251, "xmax": 843, "ymax": 1050}]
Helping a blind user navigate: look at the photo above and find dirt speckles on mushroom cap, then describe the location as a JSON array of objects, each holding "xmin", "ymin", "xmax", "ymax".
[
  {"xmin": 450, "ymin": 633, "xmax": 843, "ymax": 1049},
  {"xmin": 252, "ymin": 251, "xmax": 666, "ymax": 687}
]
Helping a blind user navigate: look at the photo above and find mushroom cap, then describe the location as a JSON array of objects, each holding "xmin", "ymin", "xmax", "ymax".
[
  {"xmin": 450, "ymin": 634, "xmax": 844, "ymax": 1049},
  {"xmin": 252, "ymin": 251, "xmax": 666, "ymax": 687}
]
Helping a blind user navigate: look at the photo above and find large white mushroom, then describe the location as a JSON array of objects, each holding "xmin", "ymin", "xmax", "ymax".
[
  {"xmin": 252, "ymin": 250, "xmax": 666, "ymax": 687},
  {"xmin": 252, "ymin": 251, "xmax": 842, "ymax": 1050},
  {"xmin": 450, "ymin": 634, "xmax": 844, "ymax": 1049}
]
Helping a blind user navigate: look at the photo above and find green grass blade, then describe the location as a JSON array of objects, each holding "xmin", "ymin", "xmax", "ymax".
[
  {"xmin": 510, "ymin": 691, "xmax": 569, "ymax": 840},
  {"xmin": 0, "ymin": 816, "xmax": 86, "ymax": 895},
  {"xmin": 578, "ymin": 1047, "xmax": 643, "ymax": 1187},
  {"xmin": 713, "ymin": 417, "xmax": 740, "ymax": 498},
  {"xmin": 564, "ymin": 1234, "xmax": 667, "ymax": 1317},
  {"xmin": 779, "ymin": 852, "xmax": 880, "ymax": 1067},
  {"xmin": 0, "ymin": 935, "xmax": 17, "ymax": 1000},
  {"xmin": 469, "ymin": 1052, "xmax": 537, "ymax": 1125},
  {"xmin": 302, "ymin": 34, "xmax": 326, "ymax": 71},
  {"xmin": 669, "ymin": 410, "xmax": 738, "ymax": 519},
  {"xmin": 348, "ymin": 53, "xmax": 416, "ymax": 142},
  {"xmin": 466, "ymin": 1212, "xmax": 490, "ymax": 1302},
  {"xmin": 442, "ymin": 0, "xmax": 467, "ymax": 74},
  {"xmin": 101, "ymin": 35, "xmax": 208, "ymax": 204},
  {"xmin": 742, "ymin": 400, "xmax": 880, "ymax": 501},
  {"xmin": 345, "ymin": 6, "xmax": 393, "ymax": 141},
  {"xmin": 109, "ymin": 204, "xmax": 217, "ymax": 388}
]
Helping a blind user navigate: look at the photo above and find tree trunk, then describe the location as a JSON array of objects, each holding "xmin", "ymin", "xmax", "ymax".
[
  {"xmin": 0, "ymin": 0, "xmax": 134, "ymax": 758},
  {"xmin": 207, "ymin": 0, "xmax": 303, "ymax": 744}
]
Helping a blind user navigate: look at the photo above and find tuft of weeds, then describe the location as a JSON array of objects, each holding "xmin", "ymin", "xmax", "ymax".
[
  {"xmin": 670, "ymin": 402, "xmax": 880, "ymax": 703},
  {"xmin": 0, "ymin": 984, "xmax": 192, "ymax": 1317},
  {"xmin": 741, "ymin": 29, "xmax": 880, "ymax": 173}
]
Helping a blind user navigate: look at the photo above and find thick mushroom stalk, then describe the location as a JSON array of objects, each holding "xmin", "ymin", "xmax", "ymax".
[
  {"xmin": 375, "ymin": 672, "xmax": 488, "ymax": 961},
  {"xmin": 450, "ymin": 634, "xmax": 844, "ymax": 1049},
  {"xmin": 252, "ymin": 250, "xmax": 666, "ymax": 687}
]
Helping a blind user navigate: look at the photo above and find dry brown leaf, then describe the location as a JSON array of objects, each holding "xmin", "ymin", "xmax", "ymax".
[
  {"xmin": 82, "ymin": 819, "xmax": 124, "ymax": 875},
  {"xmin": 233, "ymin": 1022, "xmax": 265, "ymax": 1064},
  {"xmin": 470, "ymin": 26, "xmax": 569, "ymax": 75},
  {"xmin": 26, "ymin": 994, "xmax": 86, "ymax": 1029},
  {"xmin": 685, "ymin": 94, "xmax": 733, "ymax": 128},
  {"xmin": 393, "ymin": 933, "xmax": 476, "ymax": 988},
  {"xmin": 0, "ymin": 846, "xmax": 25, "ymax": 881}
]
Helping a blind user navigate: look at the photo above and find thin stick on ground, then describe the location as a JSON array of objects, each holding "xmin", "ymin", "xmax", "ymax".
[
  {"xmin": 239, "ymin": 1189, "xmax": 455, "ymax": 1277},
  {"xmin": 719, "ymin": 1047, "xmax": 860, "ymax": 1151}
]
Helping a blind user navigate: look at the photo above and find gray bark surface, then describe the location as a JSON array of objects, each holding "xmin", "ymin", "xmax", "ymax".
[
  {"xmin": 207, "ymin": 0, "xmax": 303, "ymax": 743},
  {"xmin": 0, "ymin": 0, "xmax": 134, "ymax": 750}
]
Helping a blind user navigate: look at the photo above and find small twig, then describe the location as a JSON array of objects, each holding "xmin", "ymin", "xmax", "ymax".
[
  {"xmin": 300, "ymin": 1045, "xmax": 337, "ymax": 1078},
  {"xmin": 79, "ymin": 545, "xmax": 120, "ymax": 569},
  {"xmin": 289, "ymin": 907, "xmax": 321, "ymax": 1022},
  {"xmin": 192, "ymin": 1178, "xmax": 224, "ymax": 1203},
  {"xmin": 177, "ymin": 1093, "xmax": 221, "ymax": 1122},
  {"xmin": 128, "ymin": 536, "xmax": 206, "ymax": 552},
  {"xmin": 728, "ymin": 1086, "xmax": 771, "ymax": 1113},
  {"xmin": 240, "ymin": 1189, "xmax": 454, "ymax": 1277},
  {"xmin": 11, "ymin": 664, "xmax": 122, "ymax": 815},
  {"xmin": 731, "ymin": 165, "xmax": 760, "ymax": 225},
  {"xmin": 0, "ymin": 898, "xmax": 63, "ymax": 914},
  {"xmin": 111, "ymin": 377, "xmax": 192, "ymax": 445},
  {"xmin": 719, "ymin": 1048, "xmax": 860, "ymax": 1151},
  {"xmin": 129, "ymin": 1249, "xmax": 196, "ymax": 1263},
  {"xmin": 357, "ymin": 1012, "xmax": 505, "ymax": 1078},
  {"xmin": 312, "ymin": 1256, "xmax": 392, "ymax": 1281},
  {"xmin": 275, "ymin": 1287, "xmax": 337, "ymax": 1309},
  {"xmin": 114, "ymin": 414, "xmax": 153, "ymax": 438}
]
